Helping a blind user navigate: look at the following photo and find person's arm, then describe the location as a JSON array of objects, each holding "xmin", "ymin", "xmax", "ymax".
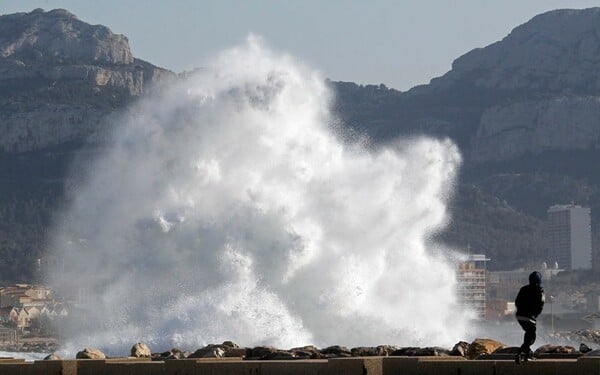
[
  {"xmin": 533, "ymin": 288, "xmax": 545, "ymax": 317},
  {"xmin": 515, "ymin": 288, "xmax": 523, "ymax": 310}
]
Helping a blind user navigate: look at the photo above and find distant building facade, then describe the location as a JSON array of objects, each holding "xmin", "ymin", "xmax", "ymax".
[
  {"xmin": 0, "ymin": 284, "xmax": 53, "ymax": 308},
  {"xmin": 587, "ymin": 291, "xmax": 600, "ymax": 314},
  {"xmin": 457, "ymin": 254, "xmax": 489, "ymax": 318},
  {"xmin": 487, "ymin": 265, "xmax": 562, "ymax": 301},
  {"xmin": 0, "ymin": 284, "xmax": 67, "ymax": 332},
  {"xmin": 547, "ymin": 205, "xmax": 592, "ymax": 270}
]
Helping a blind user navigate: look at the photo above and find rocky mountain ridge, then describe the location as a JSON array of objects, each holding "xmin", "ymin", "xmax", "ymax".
[
  {"xmin": 436, "ymin": 7, "xmax": 600, "ymax": 163},
  {"xmin": 0, "ymin": 9, "xmax": 132, "ymax": 65},
  {"xmin": 0, "ymin": 8, "xmax": 174, "ymax": 153},
  {"xmin": 431, "ymin": 8, "xmax": 600, "ymax": 93},
  {"xmin": 337, "ymin": 8, "xmax": 600, "ymax": 165}
]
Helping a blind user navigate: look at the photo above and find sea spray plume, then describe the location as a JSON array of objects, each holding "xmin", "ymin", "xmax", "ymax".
[{"xmin": 48, "ymin": 36, "xmax": 467, "ymax": 355}]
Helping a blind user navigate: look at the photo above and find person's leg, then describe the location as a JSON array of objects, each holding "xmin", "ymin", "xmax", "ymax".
[
  {"xmin": 520, "ymin": 321, "xmax": 536, "ymax": 358},
  {"xmin": 518, "ymin": 320, "xmax": 536, "ymax": 355},
  {"xmin": 515, "ymin": 319, "xmax": 526, "ymax": 364},
  {"xmin": 525, "ymin": 322, "xmax": 536, "ymax": 358}
]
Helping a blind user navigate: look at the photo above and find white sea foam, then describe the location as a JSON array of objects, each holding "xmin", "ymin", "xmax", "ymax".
[{"xmin": 48, "ymin": 36, "xmax": 469, "ymax": 355}]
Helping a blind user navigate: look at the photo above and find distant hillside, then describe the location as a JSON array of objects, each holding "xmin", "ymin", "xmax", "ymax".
[
  {"xmin": 0, "ymin": 9, "xmax": 174, "ymax": 282},
  {"xmin": 2, "ymin": 8, "xmax": 600, "ymax": 281}
]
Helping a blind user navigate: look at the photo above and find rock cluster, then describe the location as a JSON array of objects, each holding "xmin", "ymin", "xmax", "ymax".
[
  {"xmin": 152, "ymin": 348, "xmax": 190, "ymax": 360},
  {"xmin": 550, "ymin": 329, "xmax": 600, "ymax": 346},
  {"xmin": 142, "ymin": 338, "xmax": 503, "ymax": 361},
  {"xmin": 49, "ymin": 336, "xmax": 598, "ymax": 361},
  {"xmin": 534, "ymin": 344, "xmax": 577, "ymax": 356}
]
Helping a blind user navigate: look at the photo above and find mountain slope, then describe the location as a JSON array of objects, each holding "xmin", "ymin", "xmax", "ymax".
[{"xmin": 0, "ymin": 9, "xmax": 174, "ymax": 282}]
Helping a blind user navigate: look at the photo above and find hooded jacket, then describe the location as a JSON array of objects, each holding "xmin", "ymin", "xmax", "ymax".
[{"xmin": 515, "ymin": 280, "xmax": 545, "ymax": 323}]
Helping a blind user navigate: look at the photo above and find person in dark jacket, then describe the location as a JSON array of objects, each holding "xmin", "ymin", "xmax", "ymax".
[{"xmin": 514, "ymin": 271, "xmax": 545, "ymax": 362}]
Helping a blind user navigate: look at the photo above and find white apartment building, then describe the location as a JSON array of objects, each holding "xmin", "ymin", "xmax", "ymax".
[
  {"xmin": 547, "ymin": 204, "xmax": 592, "ymax": 270},
  {"xmin": 457, "ymin": 254, "xmax": 489, "ymax": 318}
]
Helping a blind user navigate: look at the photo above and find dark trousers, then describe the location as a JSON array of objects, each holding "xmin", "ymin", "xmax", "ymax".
[{"xmin": 518, "ymin": 319, "xmax": 536, "ymax": 355}]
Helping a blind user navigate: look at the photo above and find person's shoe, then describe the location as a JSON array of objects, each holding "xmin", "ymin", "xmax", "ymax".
[
  {"xmin": 515, "ymin": 352, "xmax": 524, "ymax": 364},
  {"xmin": 524, "ymin": 350, "xmax": 535, "ymax": 362}
]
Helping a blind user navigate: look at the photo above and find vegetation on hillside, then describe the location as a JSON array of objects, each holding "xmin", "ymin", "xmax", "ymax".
[{"xmin": 2, "ymin": 75, "xmax": 600, "ymax": 281}]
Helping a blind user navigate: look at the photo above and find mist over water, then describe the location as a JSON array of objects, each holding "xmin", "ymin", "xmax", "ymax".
[{"xmin": 49, "ymin": 37, "xmax": 469, "ymax": 354}]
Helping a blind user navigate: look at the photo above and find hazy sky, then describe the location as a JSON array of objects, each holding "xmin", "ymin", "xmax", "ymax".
[{"xmin": 1, "ymin": 1, "xmax": 599, "ymax": 91}]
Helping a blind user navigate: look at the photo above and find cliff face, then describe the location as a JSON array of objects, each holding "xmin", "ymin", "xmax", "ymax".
[
  {"xmin": 472, "ymin": 97, "xmax": 600, "ymax": 162},
  {"xmin": 0, "ymin": 8, "xmax": 175, "ymax": 153},
  {"xmin": 444, "ymin": 8, "xmax": 600, "ymax": 93},
  {"xmin": 0, "ymin": 9, "xmax": 133, "ymax": 65},
  {"xmin": 429, "ymin": 8, "xmax": 600, "ymax": 163}
]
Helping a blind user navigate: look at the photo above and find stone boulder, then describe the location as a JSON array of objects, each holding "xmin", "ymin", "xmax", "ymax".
[
  {"xmin": 390, "ymin": 347, "xmax": 450, "ymax": 356},
  {"xmin": 152, "ymin": 348, "xmax": 189, "ymax": 360},
  {"xmin": 76, "ymin": 347, "xmax": 106, "ymax": 359},
  {"xmin": 189, "ymin": 344, "xmax": 226, "ymax": 359},
  {"xmin": 43, "ymin": 353, "xmax": 62, "ymax": 360},
  {"xmin": 221, "ymin": 340, "xmax": 239, "ymax": 349},
  {"xmin": 351, "ymin": 346, "xmax": 394, "ymax": 357},
  {"xmin": 130, "ymin": 342, "xmax": 151, "ymax": 358},
  {"xmin": 584, "ymin": 349, "xmax": 600, "ymax": 356},
  {"xmin": 246, "ymin": 346, "xmax": 279, "ymax": 359},
  {"xmin": 534, "ymin": 344, "xmax": 578, "ymax": 355},
  {"xmin": 260, "ymin": 350, "xmax": 296, "ymax": 360},
  {"xmin": 218, "ymin": 341, "xmax": 247, "ymax": 357},
  {"xmin": 320, "ymin": 345, "xmax": 351, "ymax": 358},
  {"xmin": 290, "ymin": 345, "xmax": 322, "ymax": 359},
  {"xmin": 450, "ymin": 341, "xmax": 469, "ymax": 357},
  {"xmin": 467, "ymin": 339, "xmax": 505, "ymax": 359}
]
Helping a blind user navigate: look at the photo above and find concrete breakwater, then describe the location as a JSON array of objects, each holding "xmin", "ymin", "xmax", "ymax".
[{"xmin": 1, "ymin": 356, "xmax": 600, "ymax": 375}]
